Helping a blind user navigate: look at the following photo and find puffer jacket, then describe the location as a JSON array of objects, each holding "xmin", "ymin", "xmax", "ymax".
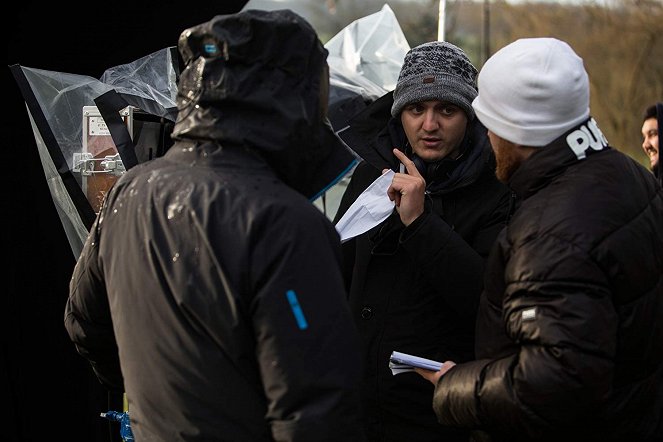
[
  {"xmin": 433, "ymin": 118, "xmax": 663, "ymax": 442},
  {"xmin": 64, "ymin": 10, "xmax": 365, "ymax": 442},
  {"xmin": 334, "ymin": 93, "xmax": 514, "ymax": 441}
]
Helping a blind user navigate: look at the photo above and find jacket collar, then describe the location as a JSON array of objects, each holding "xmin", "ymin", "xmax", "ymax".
[{"xmin": 508, "ymin": 117, "xmax": 611, "ymax": 200}]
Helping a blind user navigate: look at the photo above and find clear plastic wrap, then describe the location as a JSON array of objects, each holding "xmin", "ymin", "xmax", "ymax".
[{"xmin": 11, "ymin": 5, "xmax": 410, "ymax": 255}]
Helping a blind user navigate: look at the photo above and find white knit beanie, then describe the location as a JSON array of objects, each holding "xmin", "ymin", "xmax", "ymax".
[{"xmin": 472, "ymin": 38, "xmax": 590, "ymax": 147}]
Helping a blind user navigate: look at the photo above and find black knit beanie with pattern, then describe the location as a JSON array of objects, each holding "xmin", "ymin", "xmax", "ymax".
[{"xmin": 391, "ymin": 41, "xmax": 478, "ymax": 119}]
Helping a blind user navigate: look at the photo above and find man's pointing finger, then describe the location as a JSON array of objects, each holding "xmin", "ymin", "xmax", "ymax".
[{"xmin": 393, "ymin": 148, "xmax": 422, "ymax": 178}]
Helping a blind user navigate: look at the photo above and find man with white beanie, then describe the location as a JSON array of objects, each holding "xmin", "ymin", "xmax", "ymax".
[{"xmin": 416, "ymin": 37, "xmax": 663, "ymax": 441}]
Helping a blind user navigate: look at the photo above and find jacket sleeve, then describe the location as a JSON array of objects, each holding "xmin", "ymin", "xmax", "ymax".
[
  {"xmin": 432, "ymin": 233, "xmax": 617, "ymax": 438},
  {"xmin": 63, "ymin": 217, "xmax": 124, "ymax": 391},
  {"xmin": 250, "ymin": 204, "xmax": 366, "ymax": 442}
]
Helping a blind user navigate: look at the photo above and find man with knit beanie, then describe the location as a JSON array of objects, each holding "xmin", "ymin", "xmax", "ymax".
[
  {"xmin": 333, "ymin": 41, "xmax": 514, "ymax": 441},
  {"xmin": 416, "ymin": 37, "xmax": 663, "ymax": 442}
]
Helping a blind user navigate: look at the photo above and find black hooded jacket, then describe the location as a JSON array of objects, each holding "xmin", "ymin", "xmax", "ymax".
[
  {"xmin": 333, "ymin": 92, "xmax": 514, "ymax": 441},
  {"xmin": 64, "ymin": 10, "xmax": 365, "ymax": 442},
  {"xmin": 432, "ymin": 118, "xmax": 663, "ymax": 442}
]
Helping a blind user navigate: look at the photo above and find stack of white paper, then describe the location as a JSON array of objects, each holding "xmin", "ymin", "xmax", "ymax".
[{"xmin": 389, "ymin": 350, "xmax": 442, "ymax": 375}]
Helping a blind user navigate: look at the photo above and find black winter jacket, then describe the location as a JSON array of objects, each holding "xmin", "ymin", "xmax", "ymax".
[
  {"xmin": 334, "ymin": 93, "xmax": 514, "ymax": 441},
  {"xmin": 433, "ymin": 118, "xmax": 663, "ymax": 442},
  {"xmin": 65, "ymin": 10, "xmax": 365, "ymax": 442}
]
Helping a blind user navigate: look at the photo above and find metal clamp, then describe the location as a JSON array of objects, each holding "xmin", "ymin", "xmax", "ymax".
[{"xmin": 73, "ymin": 152, "xmax": 126, "ymax": 176}]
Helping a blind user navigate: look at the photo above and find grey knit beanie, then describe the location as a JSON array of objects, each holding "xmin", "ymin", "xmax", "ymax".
[{"xmin": 391, "ymin": 41, "xmax": 478, "ymax": 119}]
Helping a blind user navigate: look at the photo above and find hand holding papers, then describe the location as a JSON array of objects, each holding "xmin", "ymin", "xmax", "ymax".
[
  {"xmin": 389, "ymin": 351, "xmax": 442, "ymax": 375},
  {"xmin": 335, "ymin": 170, "xmax": 396, "ymax": 242}
]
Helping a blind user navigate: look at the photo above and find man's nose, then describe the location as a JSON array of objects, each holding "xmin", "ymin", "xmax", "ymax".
[{"xmin": 422, "ymin": 111, "xmax": 438, "ymax": 131}]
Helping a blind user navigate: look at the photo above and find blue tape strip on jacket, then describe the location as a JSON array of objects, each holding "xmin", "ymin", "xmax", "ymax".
[{"xmin": 286, "ymin": 290, "xmax": 308, "ymax": 330}]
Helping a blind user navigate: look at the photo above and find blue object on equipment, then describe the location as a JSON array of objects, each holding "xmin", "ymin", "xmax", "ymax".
[{"xmin": 101, "ymin": 410, "xmax": 134, "ymax": 442}]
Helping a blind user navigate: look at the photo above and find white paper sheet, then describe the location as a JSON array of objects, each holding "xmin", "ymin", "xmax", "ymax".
[{"xmin": 334, "ymin": 170, "xmax": 396, "ymax": 242}]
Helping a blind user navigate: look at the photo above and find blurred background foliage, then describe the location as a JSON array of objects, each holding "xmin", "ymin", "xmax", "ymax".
[{"xmin": 269, "ymin": 0, "xmax": 662, "ymax": 167}]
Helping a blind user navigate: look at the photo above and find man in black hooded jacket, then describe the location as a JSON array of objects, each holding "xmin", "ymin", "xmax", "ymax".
[
  {"xmin": 333, "ymin": 41, "xmax": 514, "ymax": 441},
  {"xmin": 64, "ymin": 10, "xmax": 366, "ymax": 442}
]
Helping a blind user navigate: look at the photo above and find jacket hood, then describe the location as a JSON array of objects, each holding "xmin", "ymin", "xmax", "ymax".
[{"xmin": 171, "ymin": 9, "xmax": 356, "ymax": 200}]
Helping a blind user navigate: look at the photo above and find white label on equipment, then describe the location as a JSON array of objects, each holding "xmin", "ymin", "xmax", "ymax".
[{"xmin": 88, "ymin": 117, "xmax": 110, "ymax": 136}]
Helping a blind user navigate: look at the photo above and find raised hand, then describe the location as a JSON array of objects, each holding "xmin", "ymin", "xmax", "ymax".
[
  {"xmin": 385, "ymin": 148, "xmax": 426, "ymax": 226},
  {"xmin": 414, "ymin": 361, "xmax": 457, "ymax": 386}
]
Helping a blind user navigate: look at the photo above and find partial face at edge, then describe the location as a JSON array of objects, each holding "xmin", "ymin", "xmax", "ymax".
[
  {"xmin": 400, "ymin": 100, "xmax": 468, "ymax": 163},
  {"xmin": 641, "ymin": 117, "xmax": 659, "ymax": 172}
]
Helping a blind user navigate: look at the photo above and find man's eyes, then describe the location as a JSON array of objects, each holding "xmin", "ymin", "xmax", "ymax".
[
  {"xmin": 438, "ymin": 106, "xmax": 457, "ymax": 115},
  {"xmin": 405, "ymin": 104, "xmax": 458, "ymax": 114},
  {"xmin": 405, "ymin": 104, "xmax": 425, "ymax": 113}
]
